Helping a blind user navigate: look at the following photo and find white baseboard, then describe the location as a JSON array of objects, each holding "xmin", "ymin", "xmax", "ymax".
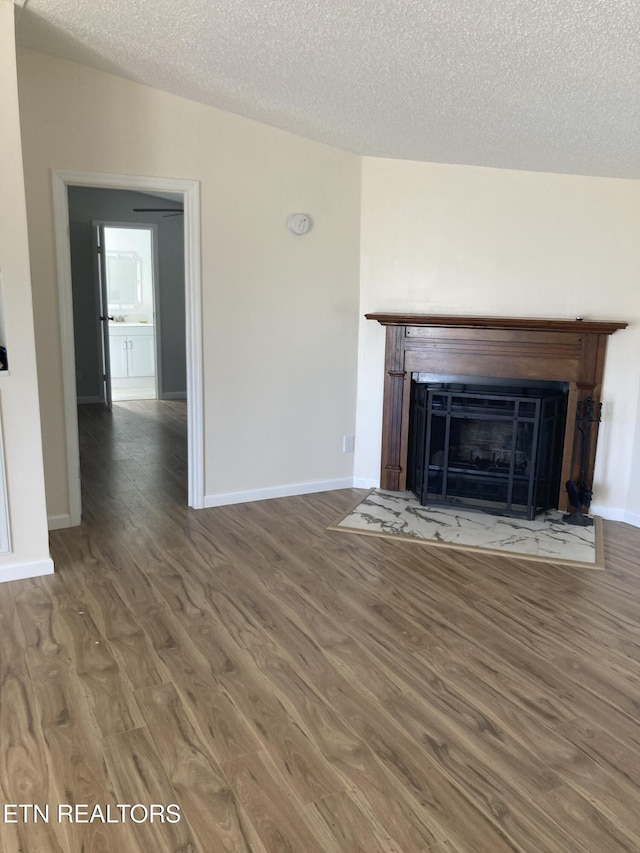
[
  {"xmin": 590, "ymin": 504, "xmax": 624, "ymax": 522},
  {"xmin": 161, "ymin": 391, "xmax": 187, "ymax": 400},
  {"xmin": 78, "ymin": 395, "xmax": 103, "ymax": 404},
  {"xmin": 591, "ymin": 505, "xmax": 640, "ymax": 528},
  {"xmin": 0, "ymin": 557, "xmax": 55, "ymax": 583},
  {"xmin": 48, "ymin": 513, "xmax": 72, "ymax": 530},
  {"xmin": 624, "ymin": 510, "xmax": 640, "ymax": 527},
  {"xmin": 353, "ymin": 477, "xmax": 379, "ymax": 489},
  {"xmin": 204, "ymin": 478, "xmax": 354, "ymax": 508}
]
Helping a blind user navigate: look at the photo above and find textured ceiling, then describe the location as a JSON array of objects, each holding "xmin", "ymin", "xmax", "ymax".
[{"xmin": 14, "ymin": 0, "xmax": 640, "ymax": 178}]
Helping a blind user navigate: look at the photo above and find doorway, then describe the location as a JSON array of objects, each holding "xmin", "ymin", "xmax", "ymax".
[
  {"xmin": 97, "ymin": 222, "xmax": 160, "ymax": 403},
  {"xmin": 52, "ymin": 170, "xmax": 204, "ymax": 526}
]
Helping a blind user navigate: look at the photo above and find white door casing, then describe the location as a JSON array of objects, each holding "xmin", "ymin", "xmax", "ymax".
[{"xmin": 51, "ymin": 170, "xmax": 204, "ymax": 525}]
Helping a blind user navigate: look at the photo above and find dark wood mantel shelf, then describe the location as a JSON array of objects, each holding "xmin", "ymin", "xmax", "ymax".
[
  {"xmin": 367, "ymin": 313, "xmax": 628, "ymax": 511},
  {"xmin": 366, "ymin": 313, "xmax": 628, "ymax": 335}
]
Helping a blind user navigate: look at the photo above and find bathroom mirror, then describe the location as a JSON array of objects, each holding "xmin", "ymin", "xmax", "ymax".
[{"xmin": 106, "ymin": 251, "xmax": 142, "ymax": 311}]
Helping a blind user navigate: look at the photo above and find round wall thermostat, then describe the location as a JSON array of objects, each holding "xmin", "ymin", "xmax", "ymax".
[{"xmin": 287, "ymin": 213, "xmax": 312, "ymax": 235}]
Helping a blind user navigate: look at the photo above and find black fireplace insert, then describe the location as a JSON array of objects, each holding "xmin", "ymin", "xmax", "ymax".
[{"xmin": 407, "ymin": 379, "xmax": 567, "ymax": 520}]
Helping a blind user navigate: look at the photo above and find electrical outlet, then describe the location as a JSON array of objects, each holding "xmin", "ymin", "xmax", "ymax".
[{"xmin": 343, "ymin": 434, "xmax": 355, "ymax": 453}]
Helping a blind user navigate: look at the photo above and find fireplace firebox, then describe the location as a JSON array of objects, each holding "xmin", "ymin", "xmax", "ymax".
[{"xmin": 407, "ymin": 379, "xmax": 567, "ymax": 519}]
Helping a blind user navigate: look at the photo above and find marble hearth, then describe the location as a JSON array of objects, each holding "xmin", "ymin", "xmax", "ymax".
[{"xmin": 335, "ymin": 489, "xmax": 602, "ymax": 567}]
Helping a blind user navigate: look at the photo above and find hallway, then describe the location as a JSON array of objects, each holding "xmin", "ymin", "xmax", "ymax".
[{"xmin": 77, "ymin": 400, "xmax": 187, "ymax": 526}]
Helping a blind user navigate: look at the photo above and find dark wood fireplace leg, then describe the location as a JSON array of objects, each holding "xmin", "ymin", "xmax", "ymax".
[
  {"xmin": 566, "ymin": 333, "xmax": 607, "ymax": 513},
  {"xmin": 380, "ymin": 326, "xmax": 405, "ymax": 491}
]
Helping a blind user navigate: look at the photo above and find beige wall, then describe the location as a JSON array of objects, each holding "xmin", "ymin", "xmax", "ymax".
[
  {"xmin": 0, "ymin": 5, "xmax": 52, "ymax": 580},
  {"xmin": 17, "ymin": 48, "xmax": 361, "ymax": 517},
  {"xmin": 355, "ymin": 158, "xmax": 640, "ymax": 521}
]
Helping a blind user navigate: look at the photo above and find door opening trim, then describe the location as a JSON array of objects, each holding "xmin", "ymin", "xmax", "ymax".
[{"xmin": 52, "ymin": 169, "xmax": 204, "ymax": 525}]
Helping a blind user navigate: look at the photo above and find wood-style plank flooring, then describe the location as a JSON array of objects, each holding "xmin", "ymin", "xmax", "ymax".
[{"xmin": 2, "ymin": 399, "xmax": 640, "ymax": 852}]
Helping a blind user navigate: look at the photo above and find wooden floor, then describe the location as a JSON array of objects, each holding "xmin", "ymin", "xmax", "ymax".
[{"xmin": 2, "ymin": 400, "xmax": 640, "ymax": 852}]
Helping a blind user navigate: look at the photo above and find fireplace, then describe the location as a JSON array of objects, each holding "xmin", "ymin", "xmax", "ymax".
[
  {"xmin": 366, "ymin": 314, "xmax": 627, "ymax": 515},
  {"xmin": 407, "ymin": 378, "xmax": 567, "ymax": 519}
]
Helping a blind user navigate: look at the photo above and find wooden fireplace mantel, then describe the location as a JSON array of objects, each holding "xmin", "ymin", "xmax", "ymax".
[
  {"xmin": 365, "ymin": 314, "xmax": 627, "ymax": 335},
  {"xmin": 366, "ymin": 313, "xmax": 627, "ymax": 511}
]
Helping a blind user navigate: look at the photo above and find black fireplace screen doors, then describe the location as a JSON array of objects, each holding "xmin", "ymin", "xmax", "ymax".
[{"xmin": 407, "ymin": 381, "xmax": 567, "ymax": 520}]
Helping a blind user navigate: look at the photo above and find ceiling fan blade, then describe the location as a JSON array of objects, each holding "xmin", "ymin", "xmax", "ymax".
[{"xmin": 132, "ymin": 207, "xmax": 184, "ymax": 214}]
